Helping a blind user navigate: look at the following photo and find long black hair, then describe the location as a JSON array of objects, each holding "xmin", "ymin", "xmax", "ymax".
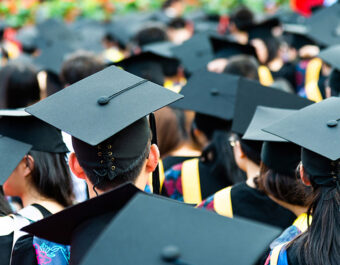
[
  {"xmin": 290, "ymin": 169, "xmax": 340, "ymax": 265},
  {"xmin": 29, "ymin": 150, "xmax": 74, "ymax": 207},
  {"xmin": 0, "ymin": 187, "xmax": 12, "ymax": 216}
]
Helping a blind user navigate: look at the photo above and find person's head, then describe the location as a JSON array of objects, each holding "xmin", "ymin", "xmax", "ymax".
[
  {"xmin": 229, "ymin": 6, "xmax": 254, "ymax": 32},
  {"xmin": 229, "ymin": 134, "xmax": 262, "ymax": 172},
  {"xmin": 134, "ymin": 26, "xmax": 168, "ymax": 48},
  {"xmin": 69, "ymin": 118, "xmax": 160, "ymax": 195},
  {"xmin": 191, "ymin": 113, "xmax": 232, "ymax": 149},
  {"xmin": 167, "ymin": 17, "xmax": 193, "ymax": 44},
  {"xmin": 3, "ymin": 150, "xmax": 73, "ymax": 207},
  {"xmin": 60, "ymin": 51, "xmax": 105, "ymax": 86},
  {"xmin": 0, "ymin": 62, "xmax": 40, "ymax": 109},
  {"xmin": 223, "ymin": 55, "xmax": 259, "ymax": 80},
  {"xmin": 291, "ymin": 148, "xmax": 340, "ymax": 265},
  {"xmin": 257, "ymin": 142, "xmax": 312, "ymax": 206},
  {"xmin": 162, "ymin": 0, "xmax": 184, "ymax": 17},
  {"xmin": 154, "ymin": 107, "xmax": 185, "ymax": 158},
  {"xmin": 251, "ymin": 37, "xmax": 280, "ymax": 65}
]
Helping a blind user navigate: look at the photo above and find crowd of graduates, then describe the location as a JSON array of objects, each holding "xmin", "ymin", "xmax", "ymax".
[{"xmin": 0, "ymin": 0, "xmax": 339, "ymax": 265}]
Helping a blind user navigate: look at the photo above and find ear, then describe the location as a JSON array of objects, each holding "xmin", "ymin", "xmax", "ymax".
[
  {"xmin": 299, "ymin": 164, "xmax": 311, "ymax": 186},
  {"xmin": 69, "ymin": 152, "xmax": 87, "ymax": 180},
  {"xmin": 23, "ymin": 155, "xmax": 34, "ymax": 178},
  {"xmin": 145, "ymin": 144, "xmax": 160, "ymax": 173},
  {"xmin": 235, "ymin": 141, "xmax": 246, "ymax": 158}
]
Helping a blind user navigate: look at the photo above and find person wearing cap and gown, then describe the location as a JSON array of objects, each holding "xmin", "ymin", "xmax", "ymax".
[
  {"xmin": 162, "ymin": 71, "xmax": 246, "ymax": 204},
  {"xmin": 263, "ymin": 97, "xmax": 340, "ymax": 265},
  {"xmin": 198, "ymin": 80, "xmax": 311, "ymax": 229},
  {"xmin": 21, "ymin": 65, "xmax": 182, "ymax": 264},
  {"xmin": 0, "ymin": 111, "xmax": 74, "ymax": 265}
]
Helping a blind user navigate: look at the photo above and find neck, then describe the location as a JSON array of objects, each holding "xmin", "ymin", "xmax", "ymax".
[
  {"xmin": 246, "ymin": 160, "xmax": 260, "ymax": 181},
  {"xmin": 268, "ymin": 57, "xmax": 283, "ymax": 71},
  {"xmin": 21, "ymin": 187, "xmax": 64, "ymax": 214},
  {"xmin": 268, "ymin": 195, "xmax": 307, "ymax": 217},
  {"xmin": 168, "ymin": 143, "xmax": 201, "ymax": 158}
]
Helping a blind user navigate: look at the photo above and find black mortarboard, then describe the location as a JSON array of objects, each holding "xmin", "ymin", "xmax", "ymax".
[
  {"xmin": 263, "ymin": 97, "xmax": 340, "ymax": 183},
  {"xmin": 170, "ymin": 70, "xmax": 238, "ymax": 121},
  {"xmin": 26, "ymin": 66, "xmax": 182, "ymax": 192},
  {"xmin": 0, "ymin": 109, "xmax": 68, "ymax": 153},
  {"xmin": 305, "ymin": 3, "xmax": 340, "ymax": 47},
  {"xmin": 171, "ymin": 33, "xmax": 213, "ymax": 73},
  {"xmin": 33, "ymin": 42, "xmax": 75, "ymax": 74},
  {"xmin": 245, "ymin": 17, "xmax": 281, "ymax": 40},
  {"xmin": 22, "ymin": 183, "xmax": 141, "ymax": 265},
  {"xmin": 142, "ymin": 41, "xmax": 176, "ymax": 59},
  {"xmin": 243, "ymin": 106, "xmax": 301, "ymax": 175},
  {"xmin": 232, "ymin": 79, "xmax": 312, "ymax": 135},
  {"xmin": 0, "ymin": 136, "xmax": 32, "ymax": 184},
  {"xmin": 318, "ymin": 45, "xmax": 340, "ymax": 70},
  {"xmin": 282, "ymin": 24, "xmax": 317, "ymax": 50},
  {"xmin": 209, "ymin": 35, "xmax": 258, "ymax": 59},
  {"xmin": 80, "ymin": 193, "xmax": 281, "ymax": 265},
  {"xmin": 243, "ymin": 106, "xmax": 296, "ymax": 142}
]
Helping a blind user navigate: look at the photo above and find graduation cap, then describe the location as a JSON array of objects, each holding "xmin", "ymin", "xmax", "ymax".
[
  {"xmin": 318, "ymin": 45, "xmax": 340, "ymax": 70},
  {"xmin": 143, "ymin": 41, "xmax": 176, "ymax": 59},
  {"xmin": 0, "ymin": 136, "xmax": 32, "ymax": 184},
  {"xmin": 244, "ymin": 17, "xmax": 281, "ymax": 40},
  {"xmin": 22, "ymin": 183, "xmax": 141, "ymax": 265},
  {"xmin": 33, "ymin": 42, "xmax": 75, "ymax": 74},
  {"xmin": 263, "ymin": 97, "xmax": 340, "ymax": 184},
  {"xmin": 305, "ymin": 3, "xmax": 340, "ymax": 47},
  {"xmin": 170, "ymin": 70, "xmax": 238, "ymax": 121},
  {"xmin": 171, "ymin": 33, "xmax": 214, "ymax": 73},
  {"xmin": 26, "ymin": 65, "xmax": 183, "ymax": 193},
  {"xmin": 0, "ymin": 109, "xmax": 68, "ymax": 153},
  {"xmin": 209, "ymin": 35, "xmax": 258, "ymax": 59},
  {"xmin": 80, "ymin": 192, "xmax": 281, "ymax": 265},
  {"xmin": 243, "ymin": 106, "xmax": 301, "ymax": 175},
  {"xmin": 282, "ymin": 24, "xmax": 317, "ymax": 50},
  {"xmin": 232, "ymin": 79, "xmax": 312, "ymax": 135}
]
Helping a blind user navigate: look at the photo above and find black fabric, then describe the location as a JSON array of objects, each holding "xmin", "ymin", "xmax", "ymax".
[
  {"xmin": 11, "ymin": 204, "xmax": 52, "ymax": 265},
  {"xmin": 0, "ymin": 233, "xmax": 13, "ymax": 265},
  {"xmin": 287, "ymin": 246, "xmax": 306, "ymax": 265},
  {"xmin": 70, "ymin": 212, "xmax": 116, "ymax": 265},
  {"xmin": 162, "ymin": 156, "xmax": 197, "ymax": 172},
  {"xmin": 231, "ymin": 182, "xmax": 296, "ymax": 229},
  {"xmin": 271, "ymin": 62, "xmax": 297, "ymax": 89}
]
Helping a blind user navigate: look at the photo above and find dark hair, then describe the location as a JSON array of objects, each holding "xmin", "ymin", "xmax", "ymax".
[
  {"xmin": 256, "ymin": 163, "xmax": 312, "ymax": 206},
  {"xmin": 290, "ymin": 169, "xmax": 340, "ymax": 265},
  {"xmin": 81, "ymin": 142, "xmax": 151, "ymax": 191},
  {"xmin": 29, "ymin": 150, "xmax": 74, "ymax": 207},
  {"xmin": 223, "ymin": 55, "xmax": 259, "ymax": 81},
  {"xmin": 263, "ymin": 37, "xmax": 281, "ymax": 64},
  {"xmin": 168, "ymin": 18, "xmax": 186, "ymax": 29},
  {"xmin": 229, "ymin": 6, "xmax": 254, "ymax": 31},
  {"xmin": 155, "ymin": 107, "xmax": 184, "ymax": 158},
  {"xmin": 60, "ymin": 51, "xmax": 105, "ymax": 86},
  {"xmin": 0, "ymin": 187, "xmax": 12, "ymax": 216},
  {"xmin": 192, "ymin": 113, "xmax": 232, "ymax": 141},
  {"xmin": 328, "ymin": 69, "xmax": 340, "ymax": 96},
  {"xmin": 134, "ymin": 26, "xmax": 168, "ymax": 47},
  {"xmin": 162, "ymin": 0, "xmax": 181, "ymax": 9},
  {"xmin": 201, "ymin": 130, "xmax": 246, "ymax": 186},
  {"xmin": 1, "ymin": 62, "xmax": 40, "ymax": 108},
  {"xmin": 46, "ymin": 72, "xmax": 63, "ymax": 97},
  {"xmin": 239, "ymin": 139, "xmax": 262, "ymax": 165}
]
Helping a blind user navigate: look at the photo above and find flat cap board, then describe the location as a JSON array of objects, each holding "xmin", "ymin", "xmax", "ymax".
[
  {"xmin": 22, "ymin": 183, "xmax": 140, "ymax": 245},
  {"xmin": 26, "ymin": 65, "xmax": 183, "ymax": 146},
  {"xmin": 0, "ymin": 136, "xmax": 32, "ymax": 184},
  {"xmin": 231, "ymin": 78, "xmax": 313, "ymax": 135},
  {"xmin": 305, "ymin": 3, "xmax": 340, "ymax": 47},
  {"xmin": 80, "ymin": 193, "xmax": 281, "ymax": 265},
  {"xmin": 263, "ymin": 97, "xmax": 340, "ymax": 161},
  {"xmin": 171, "ymin": 33, "xmax": 214, "ymax": 73},
  {"xmin": 170, "ymin": 70, "xmax": 238, "ymax": 120},
  {"xmin": 243, "ymin": 106, "xmax": 297, "ymax": 142},
  {"xmin": 318, "ymin": 45, "xmax": 340, "ymax": 70}
]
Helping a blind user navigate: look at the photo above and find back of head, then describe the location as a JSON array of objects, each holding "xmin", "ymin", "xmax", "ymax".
[
  {"xmin": 134, "ymin": 26, "xmax": 168, "ymax": 47},
  {"xmin": 239, "ymin": 139, "xmax": 262, "ymax": 166},
  {"xmin": 1, "ymin": 62, "xmax": 40, "ymax": 109},
  {"xmin": 223, "ymin": 55, "xmax": 259, "ymax": 81},
  {"xmin": 162, "ymin": 0, "xmax": 181, "ymax": 10},
  {"xmin": 229, "ymin": 6, "xmax": 254, "ymax": 31},
  {"xmin": 60, "ymin": 50, "xmax": 105, "ymax": 86},
  {"xmin": 167, "ymin": 17, "xmax": 187, "ymax": 29}
]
